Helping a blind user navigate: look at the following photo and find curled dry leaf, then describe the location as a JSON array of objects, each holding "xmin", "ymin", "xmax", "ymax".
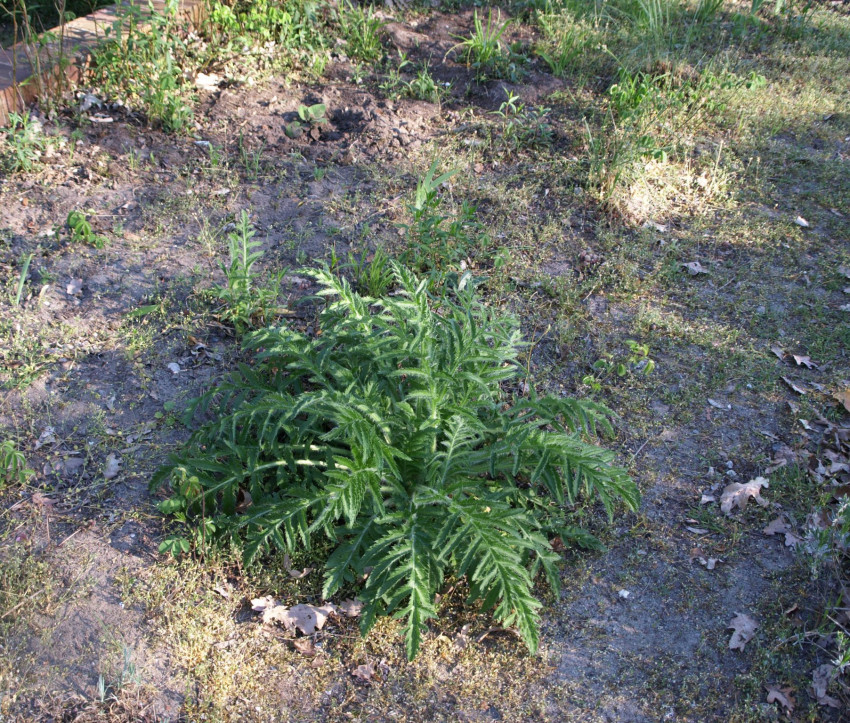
[
  {"xmin": 283, "ymin": 553, "xmax": 313, "ymax": 579},
  {"xmin": 682, "ymin": 261, "xmax": 708, "ymax": 276},
  {"xmin": 690, "ymin": 548, "xmax": 721, "ymax": 570},
  {"xmin": 765, "ymin": 684, "xmax": 795, "ymax": 712},
  {"xmin": 167, "ymin": 362, "xmax": 181, "ymax": 374},
  {"xmin": 781, "ymin": 376, "xmax": 810, "ymax": 395},
  {"xmin": 794, "ymin": 215, "xmax": 810, "ymax": 228},
  {"xmin": 66, "ymin": 279, "xmax": 83, "ymax": 296},
  {"xmin": 454, "ymin": 623, "xmax": 471, "ymax": 650},
  {"xmin": 812, "ymin": 664, "xmax": 841, "ymax": 708},
  {"xmin": 339, "ymin": 598, "xmax": 363, "ymax": 617},
  {"xmin": 770, "ymin": 345, "xmax": 786, "ymax": 360},
  {"xmin": 728, "ymin": 612, "xmax": 758, "ymax": 651},
  {"xmin": 251, "ymin": 597, "xmax": 337, "ymax": 635},
  {"xmin": 352, "ymin": 662, "xmax": 375, "ymax": 683},
  {"xmin": 103, "ymin": 453, "xmax": 121, "ymax": 480},
  {"xmin": 720, "ymin": 477, "xmax": 769, "ymax": 515},
  {"xmin": 293, "ymin": 637, "xmax": 316, "ymax": 656},
  {"xmin": 792, "ymin": 354, "xmax": 817, "ymax": 370},
  {"xmin": 834, "ymin": 388, "xmax": 850, "ymax": 414},
  {"xmin": 34, "ymin": 426, "xmax": 57, "ymax": 449}
]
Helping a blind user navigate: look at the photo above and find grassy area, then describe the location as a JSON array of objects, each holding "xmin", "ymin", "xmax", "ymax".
[{"xmin": 0, "ymin": 0, "xmax": 848, "ymax": 719}]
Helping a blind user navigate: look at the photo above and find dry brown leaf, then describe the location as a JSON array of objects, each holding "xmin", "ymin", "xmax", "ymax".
[
  {"xmin": 283, "ymin": 553, "xmax": 313, "ymax": 580},
  {"xmin": 30, "ymin": 492, "xmax": 55, "ymax": 509},
  {"xmin": 103, "ymin": 453, "xmax": 121, "ymax": 480},
  {"xmin": 782, "ymin": 376, "xmax": 810, "ymax": 395},
  {"xmin": 212, "ymin": 582, "xmax": 232, "ymax": 599},
  {"xmin": 251, "ymin": 598, "xmax": 338, "ymax": 634},
  {"xmin": 352, "ymin": 662, "xmax": 375, "ymax": 683},
  {"xmin": 770, "ymin": 345, "xmax": 786, "ymax": 360},
  {"xmin": 339, "ymin": 599, "xmax": 363, "ymax": 617},
  {"xmin": 293, "ymin": 637, "xmax": 316, "ymax": 656},
  {"xmin": 682, "ymin": 261, "xmax": 708, "ymax": 275},
  {"xmin": 792, "ymin": 354, "xmax": 817, "ymax": 369},
  {"xmin": 763, "ymin": 517, "xmax": 790, "ymax": 536},
  {"xmin": 812, "ymin": 664, "xmax": 841, "ymax": 708},
  {"xmin": 765, "ymin": 684, "xmax": 795, "ymax": 712},
  {"xmin": 834, "ymin": 388, "xmax": 850, "ymax": 414},
  {"xmin": 784, "ymin": 531, "xmax": 802, "ymax": 548},
  {"xmin": 728, "ymin": 612, "xmax": 758, "ymax": 651},
  {"xmin": 720, "ymin": 477, "xmax": 769, "ymax": 514}
]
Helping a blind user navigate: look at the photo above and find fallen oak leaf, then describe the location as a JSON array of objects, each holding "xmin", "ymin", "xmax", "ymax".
[
  {"xmin": 720, "ymin": 477, "xmax": 769, "ymax": 515},
  {"xmin": 812, "ymin": 664, "xmax": 841, "ymax": 708},
  {"xmin": 765, "ymin": 684, "xmax": 795, "ymax": 712},
  {"xmin": 728, "ymin": 612, "xmax": 758, "ymax": 651},
  {"xmin": 763, "ymin": 516, "xmax": 791, "ymax": 536},
  {"xmin": 281, "ymin": 603, "xmax": 337, "ymax": 635}
]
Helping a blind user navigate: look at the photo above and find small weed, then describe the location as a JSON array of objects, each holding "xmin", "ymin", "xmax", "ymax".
[
  {"xmin": 337, "ymin": 1, "xmax": 386, "ymax": 62},
  {"xmin": 66, "ymin": 210, "xmax": 107, "ymax": 248},
  {"xmin": 406, "ymin": 63, "xmax": 449, "ymax": 104},
  {"xmin": 582, "ymin": 340, "xmax": 656, "ymax": 392},
  {"xmin": 0, "ymin": 440, "xmax": 34, "ymax": 489},
  {"xmin": 285, "ymin": 103, "xmax": 327, "ymax": 139},
  {"xmin": 12, "ymin": 254, "xmax": 33, "ymax": 308},
  {"xmin": 400, "ymin": 160, "xmax": 489, "ymax": 271},
  {"xmin": 238, "ymin": 132, "xmax": 265, "ymax": 180},
  {"xmin": 215, "ymin": 211, "xmax": 285, "ymax": 332},
  {"xmin": 492, "ymin": 91, "xmax": 553, "ymax": 153},
  {"xmin": 1, "ymin": 112, "xmax": 46, "ymax": 173},
  {"xmin": 450, "ymin": 9, "xmax": 521, "ymax": 81},
  {"xmin": 346, "ymin": 246, "xmax": 395, "ymax": 297}
]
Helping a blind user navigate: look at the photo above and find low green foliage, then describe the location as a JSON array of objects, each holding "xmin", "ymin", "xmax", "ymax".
[
  {"xmin": 285, "ymin": 103, "xmax": 327, "ymax": 139},
  {"xmin": 337, "ymin": 1, "xmax": 386, "ymax": 62},
  {"xmin": 492, "ymin": 92, "xmax": 554, "ymax": 153},
  {"xmin": 153, "ymin": 263, "xmax": 639, "ymax": 659},
  {"xmin": 66, "ymin": 210, "xmax": 107, "ymax": 248},
  {"xmin": 400, "ymin": 161, "xmax": 489, "ymax": 272},
  {"xmin": 89, "ymin": 0, "xmax": 193, "ymax": 132},
  {"xmin": 406, "ymin": 63, "xmax": 449, "ymax": 104},
  {"xmin": 214, "ymin": 211, "xmax": 284, "ymax": 332},
  {"xmin": 450, "ymin": 9, "xmax": 521, "ymax": 81},
  {"xmin": 1, "ymin": 112, "xmax": 45, "ymax": 173},
  {"xmin": 582, "ymin": 340, "xmax": 656, "ymax": 392},
  {"xmin": 0, "ymin": 440, "xmax": 33, "ymax": 489},
  {"xmin": 346, "ymin": 246, "xmax": 395, "ymax": 298},
  {"xmin": 381, "ymin": 56, "xmax": 450, "ymax": 104}
]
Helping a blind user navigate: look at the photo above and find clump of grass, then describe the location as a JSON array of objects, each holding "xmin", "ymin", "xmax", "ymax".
[
  {"xmin": 337, "ymin": 1, "xmax": 386, "ymax": 62},
  {"xmin": 450, "ymin": 9, "xmax": 522, "ymax": 81}
]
